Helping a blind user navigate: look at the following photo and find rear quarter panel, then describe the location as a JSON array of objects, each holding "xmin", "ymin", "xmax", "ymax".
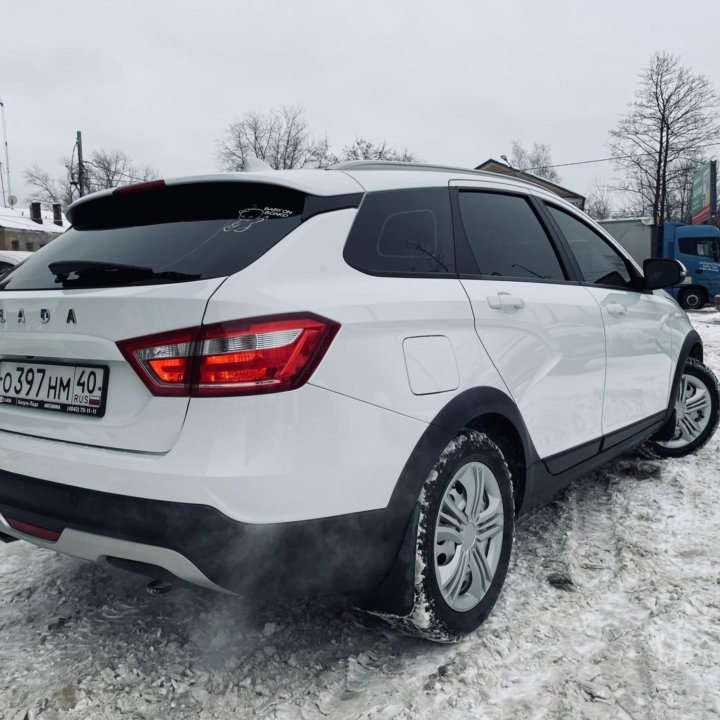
[{"xmin": 202, "ymin": 209, "xmax": 510, "ymax": 424}]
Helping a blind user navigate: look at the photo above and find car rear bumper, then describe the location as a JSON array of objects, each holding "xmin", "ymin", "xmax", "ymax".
[
  {"xmin": 0, "ymin": 469, "xmax": 412, "ymax": 596},
  {"xmin": 0, "ymin": 384, "xmax": 426, "ymax": 524}
]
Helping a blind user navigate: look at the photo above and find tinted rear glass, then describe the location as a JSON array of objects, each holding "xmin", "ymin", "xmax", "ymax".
[
  {"xmin": 1, "ymin": 183, "xmax": 306, "ymax": 291},
  {"xmin": 344, "ymin": 188, "xmax": 455, "ymax": 276},
  {"xmin": 458, "ymin": 191, "xmax": 566, "ymax": 281}
]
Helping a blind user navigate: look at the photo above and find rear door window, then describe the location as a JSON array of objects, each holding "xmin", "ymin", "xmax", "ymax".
[
  {"xmin": 1, "ymin": 183, "xmax": 308, "ymax": 291},
  {"xmin": 457, "ymin": 191, "xmax": 566, "ymax": 281},
  {"xmin": 344, "ymin": 188, "xmax": 455, "ymax": 276}
]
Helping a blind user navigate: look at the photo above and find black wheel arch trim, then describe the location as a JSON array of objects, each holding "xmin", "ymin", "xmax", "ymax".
[
  {"xmin": 668, "ymin": 328, "xmax": 703, "ymax": 411},
  {"xmin": 364, "ymin": 386, "xmax": 538, "ymax": 615},
  {"xmin": 384, "ymin": 385, "xmax": 539, "ymax": 523}
]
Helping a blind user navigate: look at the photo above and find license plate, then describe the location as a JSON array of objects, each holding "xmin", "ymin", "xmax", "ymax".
[{"xmin": 0, "ymin": 361, "xmax": 109, "ymax": 417}]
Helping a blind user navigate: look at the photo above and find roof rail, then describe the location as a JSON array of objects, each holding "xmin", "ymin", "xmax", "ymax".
[{"xmin": 330, "ymin": 160, "xmax": 493, "ymax": 177}]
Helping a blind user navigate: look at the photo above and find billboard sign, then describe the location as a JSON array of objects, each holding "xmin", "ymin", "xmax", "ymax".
[{"xmin": 691, "ymin": 161, "xmax": 716, "ymax": 224}]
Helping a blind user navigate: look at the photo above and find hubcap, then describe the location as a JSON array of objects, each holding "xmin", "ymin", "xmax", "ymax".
[
  {"xmin": 434, "ymin": 461, "xmax": 504, "ymax": 612},
  {"xmin": 657, "ymin": 373, "xmax": 712, "ymax": 449}
]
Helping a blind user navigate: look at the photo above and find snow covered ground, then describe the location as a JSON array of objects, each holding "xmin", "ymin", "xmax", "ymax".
[{"xmin": 2, "ymin": 310, "xmax": 720, "ymax": 720}]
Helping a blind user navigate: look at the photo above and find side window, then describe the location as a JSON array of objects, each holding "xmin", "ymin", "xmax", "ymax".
[
  {"xmin": 678, "ymin": 237, "xmax": 718, "ymax": 257},
  {"xmin": 457, "ymin": 191, "xmax": 566, "ymax": 281},
  {"xmin": 344, "ymin": 188, "xmax": 455, "ymax": 276},
  {"xmin": 547, "ymin": 205, "xmax": 633, "ymax": 289}
]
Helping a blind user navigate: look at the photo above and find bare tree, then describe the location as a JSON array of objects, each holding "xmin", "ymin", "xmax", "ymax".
[
  {"xmin": 584, "ymin": 181, "xmax": 615, "ymax": 220},
  {"xmin": 509, "ymin": 140, "xmax": 561, "ymax": 183},
  {"xmin": 25, "ymin": 149, "xmax": 159, "ymax": 209},
  {"xmin": 82, "ymin": 150, "xmax": 158, "ymax": 194},
  {"xmin": 217, "ymin": 106, "xmax": 417, "ymax": 170},
  {"xmin": 25, "ymin": 161, "xmax": 76, "ymax": 208},
  {"xmin": 609, "ymin": 52, "xmax": 720, "ymax": 225},
  {"xmin": 217, "ymin": 105, "xmax": 330, "ymax": 170},
  {"xmin": 340, "ymin": 138, "xmax": 416, "ymax": 163}
]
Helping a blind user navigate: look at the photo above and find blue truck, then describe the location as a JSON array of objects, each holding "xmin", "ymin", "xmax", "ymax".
[{"xmin": 599, "ymin": 218, "xmax": 720, "ymax": 309}]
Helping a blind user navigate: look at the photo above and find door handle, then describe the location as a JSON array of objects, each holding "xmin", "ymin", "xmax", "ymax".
[
  {"xmin": 605, "ymin": 303, "xmax": 627, "ymax": 317},
  {"xmin": 487, "ymin": 293, "xmax": 525, "ymax": 310}
]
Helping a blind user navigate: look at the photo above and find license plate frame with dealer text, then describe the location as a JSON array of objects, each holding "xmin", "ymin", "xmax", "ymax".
[{"xmin": 0, "ymin": 360, "xmax": 109, "ymax": 418}]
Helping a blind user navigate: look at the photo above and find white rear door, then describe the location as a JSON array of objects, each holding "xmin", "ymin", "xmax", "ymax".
[{"xmin": 452, "ymin": 184, "xmax": 606, "ymax": 460}]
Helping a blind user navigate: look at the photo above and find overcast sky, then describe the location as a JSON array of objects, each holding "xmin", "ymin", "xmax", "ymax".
[{"xmin": 1, "ymin": 0, "xmax": 719, "ymax": 207}]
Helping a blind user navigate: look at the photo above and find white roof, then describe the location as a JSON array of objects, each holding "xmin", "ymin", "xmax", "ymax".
[
  {"xmin": 0, "ymin": 206, "xmax": 69, "ymax": 233},
  {"xmin": 68, "ymin": 162, "xmax": 578, "ymax": 214}
]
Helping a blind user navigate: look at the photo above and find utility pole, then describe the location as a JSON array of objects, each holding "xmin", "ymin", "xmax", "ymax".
[
  {"xmin": 76, "ymin": 130, "xmax": 85, "ymax": 197},
  {"xmin": 0, "ymin": 98, "xmax": 11, "ymax": 206}
]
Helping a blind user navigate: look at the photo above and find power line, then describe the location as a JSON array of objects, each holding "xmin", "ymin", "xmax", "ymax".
[{"xmin": 523, "ymin": 141, "xmax": 720, "ymax": 172}]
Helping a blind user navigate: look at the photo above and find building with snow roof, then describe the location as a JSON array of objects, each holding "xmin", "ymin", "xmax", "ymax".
[{"xmin": 0, "ymin": 202, "xmax": 69, "ymax": 252}]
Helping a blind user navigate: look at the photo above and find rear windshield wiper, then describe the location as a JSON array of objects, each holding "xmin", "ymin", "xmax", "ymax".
[{"xmin": 48, "ymin": 261, "xmax": 201, "ymax": 287}]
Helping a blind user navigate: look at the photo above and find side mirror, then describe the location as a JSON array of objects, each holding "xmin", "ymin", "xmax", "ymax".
[{"xmin": 642, "ymin": 258, "xmax": 687, "ymax": 290}]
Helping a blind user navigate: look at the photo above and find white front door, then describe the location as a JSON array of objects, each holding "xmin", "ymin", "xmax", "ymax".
[{"xmin": 543, "ymin": 204, "xmax": 673, "ymax": 434}]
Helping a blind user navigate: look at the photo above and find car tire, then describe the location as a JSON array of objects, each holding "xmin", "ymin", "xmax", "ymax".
[
  {"xmin": 645, "ymin": 358, "xmax": 720, "ymax": 458},
  {"xmin": 678, "ymin": 287, "xmax": 706, "ymax": 311},
  {"xmin": 393, "ymin": 430, "xmax": 514, "ymax": 642}
]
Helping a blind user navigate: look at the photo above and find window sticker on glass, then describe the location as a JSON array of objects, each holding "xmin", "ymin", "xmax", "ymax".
[{"xmin": 224, "ymin": 207, "xmax": 295, "ymax": 233}]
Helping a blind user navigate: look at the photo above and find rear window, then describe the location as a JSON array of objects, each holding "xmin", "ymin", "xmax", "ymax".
[{"xmin": 0, "ymin": 183, "xmax": 307, "ymax": 291}]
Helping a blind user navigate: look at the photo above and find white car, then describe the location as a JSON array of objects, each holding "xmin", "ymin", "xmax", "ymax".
[
  {"xmin": 0, "ymin": 163, "xmax": 717, "ymax": 641},
  {"xmin": 0, "ymin": 250, "xmax": 32, "ymax": 276}
]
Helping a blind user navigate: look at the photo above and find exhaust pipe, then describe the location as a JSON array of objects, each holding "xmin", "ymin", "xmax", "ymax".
[{"xmin": 105, "ymin": 556, "xmax": 175, "ymax": 594}]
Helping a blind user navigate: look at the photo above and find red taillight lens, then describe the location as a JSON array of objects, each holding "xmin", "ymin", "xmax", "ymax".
[
  {"xmin": 117, "ymin": 313, "xmax": 340, "ymax": 397},
  {"xmin": 117, "ymin": 327, "xmax": 196, "ymax": 396},
  {"xmin": 194, "ymin": 315, "xmax": 339, "ymax": 395}
]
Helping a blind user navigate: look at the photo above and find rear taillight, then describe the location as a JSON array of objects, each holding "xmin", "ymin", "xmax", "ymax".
[
  {"xmin": 117, "ymin": 327, "xmax": 196, "ymax": 396},
  {"xmin": 117, "ymin": 313, "xmax": 339, "ymax": 397}
]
